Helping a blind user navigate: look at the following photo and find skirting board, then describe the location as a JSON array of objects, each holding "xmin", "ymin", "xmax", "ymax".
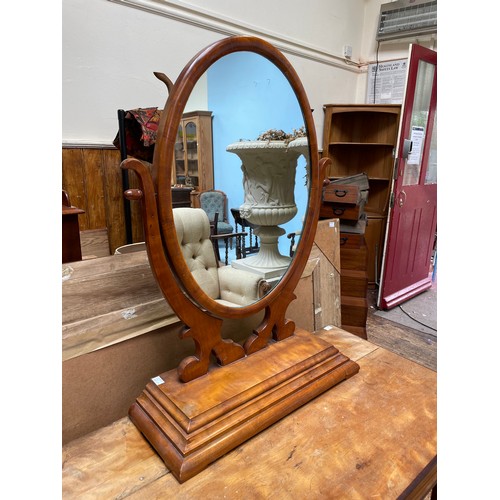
[{"xmin": 129, "ymin": 328, "xmax": 360, "ymax": 482}]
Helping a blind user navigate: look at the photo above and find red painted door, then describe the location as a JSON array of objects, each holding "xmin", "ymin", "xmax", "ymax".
[{"xmin": 378, "ymin": 44, "xmax": 437, "ymax": 310}]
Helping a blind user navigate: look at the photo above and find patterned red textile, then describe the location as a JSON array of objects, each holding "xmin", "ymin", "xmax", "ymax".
[
  {"xmin": 127, "ymin": 107, "xmax": 161, "ymax": 146},
  {"xmin": 113, "ymin": 107, "xmax": 162, "ymax": 162}
]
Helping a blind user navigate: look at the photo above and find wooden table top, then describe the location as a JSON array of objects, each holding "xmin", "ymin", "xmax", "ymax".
[{"xmin": 62, "ymin": 326, "xmax": 436, "ymax": 499}]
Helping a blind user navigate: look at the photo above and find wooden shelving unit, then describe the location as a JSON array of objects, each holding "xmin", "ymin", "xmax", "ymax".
[
  {"xmin": 173, "ymin": 110, "xmax": 214, "ymax": 192},
  {"xmin": 322, "ymin": 104, "xmax": 401, "ymax": 284}
]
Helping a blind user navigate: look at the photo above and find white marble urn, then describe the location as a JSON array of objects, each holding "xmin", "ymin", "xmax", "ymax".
[{"xmin": 226, "ymin": 138, "xmax": 308, "ymax": 278}]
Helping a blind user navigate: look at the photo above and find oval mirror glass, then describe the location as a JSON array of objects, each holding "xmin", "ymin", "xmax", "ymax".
[
  {"xmin": 195, "ymin": 51, "xmax": 308, "ymax": 261},
  {"xmin": 155, "ymin": 38, "xmax": 318, "ymax": 319}
]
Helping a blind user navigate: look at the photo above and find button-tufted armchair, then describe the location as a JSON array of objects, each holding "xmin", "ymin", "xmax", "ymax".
[{"xmin": 173, "ymin": 207, "xmax": 267, "ymax": 306}]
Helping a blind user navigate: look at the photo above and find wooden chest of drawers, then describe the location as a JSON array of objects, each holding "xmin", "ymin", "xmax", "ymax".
[
  {"xmin": 320, "ymin": 174, "xmax": 370, "ymax": 339},
  {"xmin": 339, "ymin": 233, "xmax": 368, "ymax": 338},
  {"xmin": 341, "ymin": 269, "xmax": 368, "ymax": 297}
]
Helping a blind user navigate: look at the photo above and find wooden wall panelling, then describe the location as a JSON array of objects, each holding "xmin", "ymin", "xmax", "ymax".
[
  {"xmin": 82, "ymin": 148, "xmax": 107, "ymax": 231},
  {"xmin": 62, "ymin": 147, "xmax": 137, "ymax": 255},
  {"xmin": 62, "ymin": 149, "xmax": 88, "ymax": 230},
  {"xmin": 101, "ymin": 148, "xmax": 128, "ymax": 253}
]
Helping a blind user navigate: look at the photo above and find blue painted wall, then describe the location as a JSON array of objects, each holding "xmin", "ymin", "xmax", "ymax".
[{"xmin": 207, "ymin": 52, "xmax": 308, "ymax": 255}]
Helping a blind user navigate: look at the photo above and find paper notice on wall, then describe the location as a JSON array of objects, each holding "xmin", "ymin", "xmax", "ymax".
[
  {"xmin": 407, "ymin": 126, "xmax": 425, "ymax": 165},
  {"xmin": 366, "ymin": 59, "xmax": 408, "ymax": 104}
]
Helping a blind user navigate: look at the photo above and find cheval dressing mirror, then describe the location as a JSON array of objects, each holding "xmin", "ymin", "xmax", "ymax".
[{"xmin": 122, "ymin": 35, "xmax": 359, "ymax": 483}]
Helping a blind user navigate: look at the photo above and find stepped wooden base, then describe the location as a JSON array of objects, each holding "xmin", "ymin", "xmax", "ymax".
[{"xmin": 129, "ymin": 328, "xmax": 360, "ymax": 483}]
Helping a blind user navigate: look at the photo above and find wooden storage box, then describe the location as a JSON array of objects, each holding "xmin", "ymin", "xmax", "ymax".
[
  {"xmin": 319, "ymin": 203, "xmax": 362, "ymax": 221},
  {"xmin": 323, "ymin": 183, "xmax": 361, "ymax": 205}
]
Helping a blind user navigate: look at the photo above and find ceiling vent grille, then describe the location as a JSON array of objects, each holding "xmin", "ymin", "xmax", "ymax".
[{"xmin": 376, "ymin": 0, "xmax": 437, "ymax": 41}]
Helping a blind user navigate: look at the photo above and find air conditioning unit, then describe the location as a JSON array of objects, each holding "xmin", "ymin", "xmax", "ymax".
[{"xmin": 376, "ymin": 0, "xmax": 437, "ymax": 42}]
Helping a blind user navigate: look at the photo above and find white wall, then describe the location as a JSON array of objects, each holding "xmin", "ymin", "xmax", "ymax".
[{"xmin": 62, "ymin": 0, "xmax": 437, "ymax": 145}]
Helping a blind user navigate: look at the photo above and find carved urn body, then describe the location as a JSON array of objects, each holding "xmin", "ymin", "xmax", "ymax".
[{"xmin": 227, "ymin": 138, "xmax": 307, "ymax": 278}]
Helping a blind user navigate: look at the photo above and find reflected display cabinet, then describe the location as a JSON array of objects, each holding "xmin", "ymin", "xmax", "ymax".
[
  {"xmin": 322, "ymin": 104, "xmax": 401, "ymax": 284},
  {"xmin": 173, "ymin": 110, "xmax": 214, "ymax": 191}
]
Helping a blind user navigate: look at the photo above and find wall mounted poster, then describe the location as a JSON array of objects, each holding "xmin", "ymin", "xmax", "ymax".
[{"xmin": 366, "ymin": 58, "xmax": 407, "ymax": 104}]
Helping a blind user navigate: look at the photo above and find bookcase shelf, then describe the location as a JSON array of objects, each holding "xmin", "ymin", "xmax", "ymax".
[{"xmin": 322, "ymin": 104, "xmax": 401, "ymax": 284}]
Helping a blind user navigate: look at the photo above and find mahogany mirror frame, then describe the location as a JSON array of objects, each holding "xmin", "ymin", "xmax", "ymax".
[
  {"xmin": 123, "ymin": 35, "xmax": 359, "ymax": 484},
  {"xmin": 152, "ymin": 35, "xmax": 326, "ymax": 320}
]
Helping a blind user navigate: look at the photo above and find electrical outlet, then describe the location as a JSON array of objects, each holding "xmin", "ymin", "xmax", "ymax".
[{"xmin": 343, "ymin": 45, "xmax": 352, "ymax": 58}]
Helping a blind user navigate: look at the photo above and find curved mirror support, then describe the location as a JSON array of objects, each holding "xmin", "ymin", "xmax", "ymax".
[{"xmin": 152, "ymin": 36, "xmax": 320, "ymax": 321}]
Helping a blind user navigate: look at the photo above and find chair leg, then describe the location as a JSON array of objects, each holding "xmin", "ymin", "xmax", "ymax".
[
  {"xmin": 223, "ymin": 238, "xmax": 229, "ymax": 265},
  {"xmin": 236, "ymin": 234, "xmax": 243, "ymax": 260},
  {"xmin": 214, "ymin": 240, "xmax": 222, "ymax": 264}
]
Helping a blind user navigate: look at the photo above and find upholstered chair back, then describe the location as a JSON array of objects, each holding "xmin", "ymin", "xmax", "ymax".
[
  {"xmin": 199, "ymin": 190, "xmax": 234, "ymax": 235},
  {"xmin": 172, "ymin": 207, "xmax": 267, "ymax": 307},
  {"xmin": 173, "ymin": 207, "xmax": 220, "ymax": 300}
]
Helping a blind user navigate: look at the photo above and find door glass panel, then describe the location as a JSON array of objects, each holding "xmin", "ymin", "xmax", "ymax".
[
  {"xmin": 425, "ymin": 110, "xmax": 437, "ymax": 184},
  {"xmin": 402, "ymin": 60, "xmax": 435, "ymax": 186},
  {"xmin": 185, "ymin": 121, "xmax": 198, "ymax": 187}
]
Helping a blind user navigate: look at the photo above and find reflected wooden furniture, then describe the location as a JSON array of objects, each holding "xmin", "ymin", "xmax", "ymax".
[
  {"xmin": 191, "ymin": 190, "xmax": 247, "ymax": 264},
  {"xmin": 62, "ymin": 326, "xmax": 437, "ymax": 499},
  {"xmin": 210, "ymin": 212, "xmax": 247, "ymax": 265},
  {"xmin": 62, "ymin": 190, "xmax": 85, "ymax": 264},
  {"xmin": 231, "ymin": 207, "xmax": 259, "ymax": 257},
  {"xmin": 191, "ymin": 189, "xmax": 238, "ymax": 263},
  {"xmin": 171, "ymin": 186, "xmax": 193, "ymax": 208},
  {"xmin": 173, "ymin": 110, "xmax": 214, "ymax": 190}
]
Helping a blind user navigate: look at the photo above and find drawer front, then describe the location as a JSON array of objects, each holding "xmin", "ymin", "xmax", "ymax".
[
  {"xmin": 341, "ymin": 269, "xmax": 368, "ymax": 297},
  {"xmin": 339, "ymin": 232, "xmax": 365, "ymax": 249},
  {"xmin": 323, "ymin": 183, "xmax": 360, "ymax": 205},
  {"xmin": 341, "ymin": 296, "xmax": 368, "ymax": 326},
  {"xmin": 339, "ymin": 246, "xmax": 368, "ymax": 270},
  {"xmin": 320, "ymin": 203, "xmax": 361, "ymax": 221}
]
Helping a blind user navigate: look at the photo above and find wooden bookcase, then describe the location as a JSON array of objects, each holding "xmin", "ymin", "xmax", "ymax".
[
  {"xmin": 322, "ymin": 104, "xmax": 401, "ymax": 284},
  {"xmin": 173, "ymin": 110, "xmax": 214, "ymax": 192}
]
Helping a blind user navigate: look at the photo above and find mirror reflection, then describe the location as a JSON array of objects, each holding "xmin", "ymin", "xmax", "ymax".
[{"xmin": 175, "ymin": 51, "xmax": 310, "ymax": 295}]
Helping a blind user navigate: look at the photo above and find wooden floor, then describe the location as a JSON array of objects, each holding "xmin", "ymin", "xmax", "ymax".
[{"xmin": 365, "ymin": 287, "xmax": 437, "ymax": 372}]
